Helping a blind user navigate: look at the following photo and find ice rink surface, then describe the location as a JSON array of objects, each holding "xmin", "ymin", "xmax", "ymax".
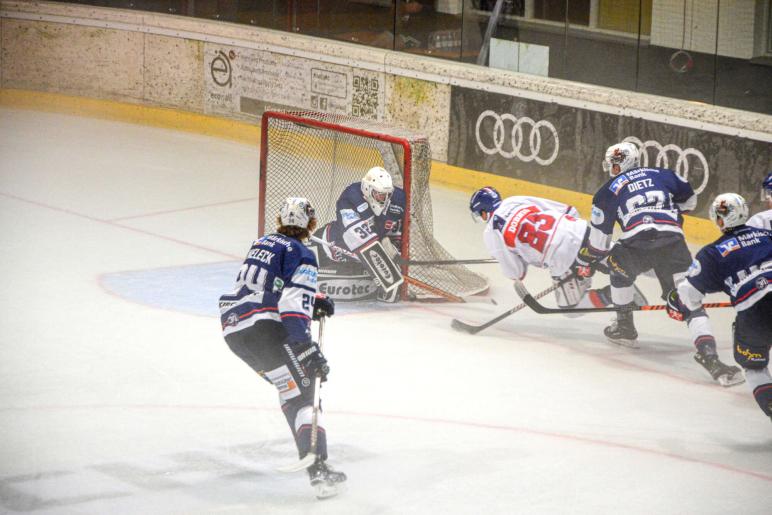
[{"xmin": 1, "ymin": 108, "xmax": 770, "ymax": 514}]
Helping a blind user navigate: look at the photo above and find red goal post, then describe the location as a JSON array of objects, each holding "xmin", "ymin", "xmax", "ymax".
[{"xmin": 259, "ymin": 110, "xmax": 488, "ymax": 301}]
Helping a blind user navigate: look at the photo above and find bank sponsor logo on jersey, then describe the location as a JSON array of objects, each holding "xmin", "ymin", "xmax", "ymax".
[
  {"xmin": 609, "ymin": 176, "xmax": 630, "ymax": 195},
  {"xmin": 687, "ymin": 259, "xmax": 701, "ymax": 277},
  {"xmin": 591, "ymin": 205, "xmax": 605, "ymax": 225},
  {"xmin": 717, "ymin": 238, "xmax": 741, "ymax": 257}
]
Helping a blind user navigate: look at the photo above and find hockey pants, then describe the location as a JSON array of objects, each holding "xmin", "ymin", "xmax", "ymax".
[{"xmin": 225, "ymin": 320, "xmax": 327, "ymax": 460}]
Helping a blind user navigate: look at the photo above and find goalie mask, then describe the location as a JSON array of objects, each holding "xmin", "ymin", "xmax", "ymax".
[
  {"xmin": 279, "ymin": 197, "xmax": 316, "ymax": 229},
  {"xmin": 603, "ymin": 142, "xmax": 640, "ymax": 177},
  {"xmin": 709, "ymin": 193, "xmax": 748, "ymax": 232},
  {"xmin": 469, "ymin": 186, "xmax": 502, "ymax": 222},
  {"xmin": 361, "ymin": 166, "xmax": 394, "ymax": 216}
]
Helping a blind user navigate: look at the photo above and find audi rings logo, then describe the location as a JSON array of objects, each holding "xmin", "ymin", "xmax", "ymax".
[
  {"xmin": 623, "ymin": 136, "xmax": 709, "ymax": 195},
  {"xmin": 475, "ymin": 111, "xmax": 559, "ymax": 166}
]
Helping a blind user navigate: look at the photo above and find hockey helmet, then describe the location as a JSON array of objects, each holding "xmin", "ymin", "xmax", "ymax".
[
  {"xmin": 709, "ymin": 193, "xmax": 749, "ymax": 232},
  {"xmin": 469, "ymin": 186, "xmax": 502, "ymax": 222},
  {"xmin": 279, "ymin": 197, "xmax": 316, "ymax": 229},
  {"xmin": 361, "ymin": 166, "xmax": 394, "ymax": 216},
  {"xmin": 603, "ymin": 141, "xmax": 640, "ymax": 177},
  {"xmin": 763, "ymin": 172, "xmax": 772, "ymax": 201}
]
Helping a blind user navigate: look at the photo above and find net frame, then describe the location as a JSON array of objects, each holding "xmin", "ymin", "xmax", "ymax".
[{"xmin": 259, "ymin": 110, "xmax": 487, "ymax": 301}]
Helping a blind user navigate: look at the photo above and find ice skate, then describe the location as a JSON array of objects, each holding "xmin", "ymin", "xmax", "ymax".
[
  {"xmin": 307, "ymin": 459, "xmax": 347, "ymax": 499},
  {"xmin": 604, "ymin": 309, "xmax": 638, "ymax": 348},
  {"xmin": 693, "ymin": 352, "xmax": 744, "ymax": 387}
]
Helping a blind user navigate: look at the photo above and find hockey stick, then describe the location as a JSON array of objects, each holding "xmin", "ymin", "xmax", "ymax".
[
  {"xmin": 513, "ymin": 280, "xmax": 733, "ymax": 315},
  {"xmin": 276, "ymin": 317, "xmax": 326, "ymax": 473},
  {"xmin": 309, "ymin": 235, "xmax": 465, "ymax": 303},
  {"xmin": 450, "ymin": 283, "xmax": 559, "ymax": 334}
]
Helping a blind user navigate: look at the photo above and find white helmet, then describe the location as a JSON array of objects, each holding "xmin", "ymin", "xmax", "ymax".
[
  {"xmin": 279, "ymin": 197, "xmax": 316, "ymax": 229},
  {"xmin": 603, "ymin": 142, "xmax": 640, "ymax": 176},
  {"xmin": 361, "ymin": 166, "xmax": 394, "ymax": 216},
  {"xmin": 709, "ymin": 193, "xmax": 748, "ymax": 231}
]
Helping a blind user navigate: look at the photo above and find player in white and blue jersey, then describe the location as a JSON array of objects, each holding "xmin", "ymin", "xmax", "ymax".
[
  {"xmin": 747, "ymin": 172, "xmax": 772, "ymax": 231},
  {"xmin": 668, "ymin": 193, "xmax": 772, "ymax": 420},
  {"xmin": 219, "ymin": 197, "xmax": 345, "ymax": 496},
  {"xmin": 578, "ymin": 141, "xmax": 741, "ymax": 385},
  {"xmin": 313, "ymin": 166, "xmax": 406, "ymax": 302}
]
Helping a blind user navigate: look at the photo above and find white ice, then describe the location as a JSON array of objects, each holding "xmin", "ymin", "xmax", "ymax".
[{"xmin": 1, "ymin": 108, "xmax": 770, "ymax": 515}]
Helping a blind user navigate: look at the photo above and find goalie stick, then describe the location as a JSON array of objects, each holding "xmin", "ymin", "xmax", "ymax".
[
  {"xmin": 450, "ymin": 283, "xmax": 559, "ymax": 334},
  {"xmin": 276, "ymin": 317, "xmax": 326, "ymax": 473},
  {"xmin": 309, "ymin": 235, "xmax": 465, "ymax": 303},
  {"xmin": 513, "ymin": 280, "xmax": 733, "ymax": 315}
]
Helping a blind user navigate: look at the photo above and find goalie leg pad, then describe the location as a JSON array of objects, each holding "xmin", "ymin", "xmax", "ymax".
[
  {"xmin": 357, "ymin": 240, "xmax": 404, "ymax": 292},
  {"xmin": 553, "ymin": 274, "xmax": 592, "ymax": 308}
]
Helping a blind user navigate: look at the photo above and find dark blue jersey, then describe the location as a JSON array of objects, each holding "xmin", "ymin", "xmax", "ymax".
[
  {"xmin": 324, "ymin": 182, "xmax": 406, "ymax": 254},
  {"xmin": 219, "ymin": 233, "xmax": 317, "ymax": 342},
  {"xmin": 588, "ymin": 167, "xmax": 697, "ymax": 255},
  {"xmin": 686, "ymin": 225, "xmax": 772, "ymax": 311}
]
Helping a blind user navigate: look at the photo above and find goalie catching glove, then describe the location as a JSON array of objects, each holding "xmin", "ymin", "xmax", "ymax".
[{"xmin": 312, "ymin": 294, "xmax": 335, "ymax": 320}]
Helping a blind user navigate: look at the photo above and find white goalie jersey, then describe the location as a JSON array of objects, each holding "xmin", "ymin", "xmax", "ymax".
[{"xmin": 483, "ymin": 196, "xmax": 587, "ymax": 280}]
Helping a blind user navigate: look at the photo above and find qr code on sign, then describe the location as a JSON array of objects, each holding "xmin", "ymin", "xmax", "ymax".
[{"xmin": 352, "ymin": 75, "xmax": 379, "ymax": 119}]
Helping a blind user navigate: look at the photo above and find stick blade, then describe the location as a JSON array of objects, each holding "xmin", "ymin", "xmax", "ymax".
[
  {"xmin": 450, "ymin": 318, "xmax": 482, "ymax": 334},
  {"xmin": 276, "ymin": 452, "xmax": 316, "ymax": 473}
]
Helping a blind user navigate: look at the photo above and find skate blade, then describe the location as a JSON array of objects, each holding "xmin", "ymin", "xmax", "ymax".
[
  {"xmin": 313, "ymin": 481, "xmax": 346, "ymax": 499},
  {"xmin": 717, "ymin": 373, "xmax": 745, "ymax": 387},
  {"xmin": 606, "ymin": 336, "xmax": 639, "ymax": 349}
]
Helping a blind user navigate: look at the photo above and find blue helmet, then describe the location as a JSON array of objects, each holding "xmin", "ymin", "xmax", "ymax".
[
  {"xmin": 764, "ymin": 172, "xmax": 772, "ymax": 199},
  {"xmin": 470, "ymin": 187, "xmax": 502, "ymax": 221}
]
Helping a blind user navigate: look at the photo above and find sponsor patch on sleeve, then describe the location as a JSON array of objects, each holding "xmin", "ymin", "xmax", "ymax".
[
  {"xmin": 292, "ymin": 264, "xmax": 318, "ymax": 288},
  {"xmin": 591, "ymin": 205, "xmax": 605, "ymax": 225},
  {"xmin": 340, "ymin": 209, "xmax": 359, "ymax": 226},
  {"xmin": 687, "ymin": 259, "xmax": 701, "ymax": 277},
  {"xmin": 356, "ymin": 202, "xmax": 369, "ymax": 213}
]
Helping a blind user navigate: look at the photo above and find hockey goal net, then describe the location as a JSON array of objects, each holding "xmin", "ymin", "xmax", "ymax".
[{"xmin": 259, "ymin": 110, "xmax": 488, "ymax": 301}]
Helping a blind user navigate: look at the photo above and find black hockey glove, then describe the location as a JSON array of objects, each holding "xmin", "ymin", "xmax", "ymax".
[
  {"xmin": 571, "ymin": 247, "xmax": 597, "ymax": 278},
  {"xmin": 312, "ymin": 293, "xmax": 335, "ymax": 320},
  {"xmin": 666, "ymin": 289, "xmax": 690, "ymax": 322},
  {"xmin": 293, "ymin": 340, "xmax": 329, "ymax": 382}
]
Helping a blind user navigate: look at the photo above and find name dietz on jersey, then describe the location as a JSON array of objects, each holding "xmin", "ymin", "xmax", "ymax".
[{"xmin": 627, "ymin": 178, "xmax": 653, "ymax": 192}]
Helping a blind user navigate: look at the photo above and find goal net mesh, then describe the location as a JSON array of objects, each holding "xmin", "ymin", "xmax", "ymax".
[{"xmin": 260, "ymin": 110, "xmax": 488, "ymax": 300}]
